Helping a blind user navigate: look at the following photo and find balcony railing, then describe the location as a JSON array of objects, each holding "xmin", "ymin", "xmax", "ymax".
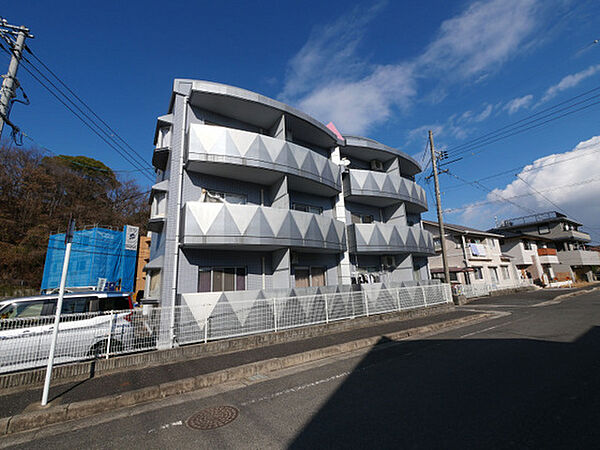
[
  {"xmin": 537, "ymin": 248, "xmax": 557, "ymax": 256},
  {"xmin": 347, "ymin": 223, "xmax": 435, "ymax": 255},
  {"xmin": 182, "ymin": 202, "xmax": 346, "ymax": 252},
  {"xmin": 187, "ymin": 124, "xmax": 341, "ymax": 195},
  {"xmin": 344, "ymin": 169, "xmax": 427, "ymax": 212}
]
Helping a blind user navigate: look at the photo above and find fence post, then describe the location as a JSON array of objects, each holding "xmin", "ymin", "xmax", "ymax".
[
  {"xmin": 273, "ymin": 298, "xmax": 278, "ymax": 332},
  {"xmin": 396, "ymin": 288, "xmax": 402, "ymax": 312},
  {"xmin": 106, "ymin": 311, "xmax": 115, "ymax": 359},
  {"xmin": 204, "ymin": 315, "xmax": 208, "ymax": 344},
  {"xmin": 364, "ymin": 290, "xmax": 370, "ymax": 317},
  {"xmin": 421, "ymin": 285, "xmax": 428, "ymax": 307},
  {"xmin": 324, "ymin": 294, "xmax": 329, "ymax": 324}
]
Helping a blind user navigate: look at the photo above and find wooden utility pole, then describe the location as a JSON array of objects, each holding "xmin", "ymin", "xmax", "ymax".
[{"xmin": 428, "ymin": 130, "xmax": 450, "ymax": 284}]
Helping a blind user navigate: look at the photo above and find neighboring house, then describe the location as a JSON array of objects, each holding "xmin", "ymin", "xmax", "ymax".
[
  {"xmin": 41, "ymin": 226, "xmax": 139, "ymax": 293},
  {"xmin": 145, "ymin": 79, "xmax": 435, "ymax": 320},
  {"xmin": 134, "ymin": 233, "xmax": 151, "ymax": 301},
  {"xmin": 489, "ymin": 211, "xmax": 600, "ymax": 283},
  {"xmin": 423, "ymin": 221, "xmax": 518, "ymax": 286}
]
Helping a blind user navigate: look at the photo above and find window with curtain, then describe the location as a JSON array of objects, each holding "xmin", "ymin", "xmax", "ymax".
[{"xmin": 198, "ymin": 267, "xmax": 247, "ymax": 292}]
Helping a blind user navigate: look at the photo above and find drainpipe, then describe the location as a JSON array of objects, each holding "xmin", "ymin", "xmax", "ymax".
[{"xmin": 168, "ymin": 95, "xmax": 189, "ymax": 348}]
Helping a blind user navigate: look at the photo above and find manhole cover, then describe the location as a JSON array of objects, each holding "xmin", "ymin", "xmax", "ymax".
[{"xmin": 186, "ymin": 406, "xmax": 239, "ymax": 430}]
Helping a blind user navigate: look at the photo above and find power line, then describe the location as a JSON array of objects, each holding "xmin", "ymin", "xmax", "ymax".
[
  {"xmin": 441, "ymin": 140, "xmax": 600, "ymax": 193},
  {"xmin": 441, "ymin": 96, "xmax": 600, "ymax": 165},
  {"xmin": 444, "ymin": 84, "xmax": 600, "ymax": 156},
  {"xmin": 444, "ymin": 169, "xmax": 537, "ymax": 215},
  {"xmin": 24, "ymin": 46, "xmax": 152, "ymax": 167},
  {"xmin": 0, "ymin": 42, "xmax": 155, "ymax": 181}
]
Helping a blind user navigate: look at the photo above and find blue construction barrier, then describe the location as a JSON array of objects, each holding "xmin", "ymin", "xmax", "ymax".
[{"xmin": 41, "ymin": 227, "xmax": 137, "ymax": 293}]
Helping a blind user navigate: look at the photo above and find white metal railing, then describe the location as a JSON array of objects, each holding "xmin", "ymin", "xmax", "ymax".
[
  {"xmin": 456, "ymin": 279, "xmax": 534, "ymax": 298},
  {"xmin": 0, "ymin": 284, "xmax": 452, "ymax": 374}
]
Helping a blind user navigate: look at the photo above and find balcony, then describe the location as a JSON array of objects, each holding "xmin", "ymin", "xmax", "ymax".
[
  {"xmin": 537, "ymin": 247, "xmax": 559, "ymax": 264},
  {"xmin": 344, "ymin": 169, "xmax": 427, "ymax": 212},
  {"xmin": 182, "ymin": 202, "xmax": 346, "ymax": 252},
  {"xmin": 559, "ymin": 229, "xmax": 591, "ymax": 242},
  {"xmin": 558, "ymin": 249, "xmax": 600, "ymax": 266},
  {"xmin": 347, "ymin": 223, "xmax": 435, "ymax": 255},
  {"xmin": 187, "ymin": 124, "xmax": 342, "ymax": 196}
]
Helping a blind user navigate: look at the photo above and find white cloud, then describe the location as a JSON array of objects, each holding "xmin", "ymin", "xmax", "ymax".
[
  {"xmin": 453, "ymin": 136, "xmax": 600, "ymax": 237},
  {"xmin": 540, "ymin": 64, "xmax": 600, "ymax": 103},
  {"xmin": 504, "ymin": 94, "xmax": 534, "ymax": 114},
  {"xmin": 474, "ymin": 104, "xmax": 493, "ymax": 122},
  {"xmin": 280, "ymin": 0, "xmax": 541, "ymax": 135}
]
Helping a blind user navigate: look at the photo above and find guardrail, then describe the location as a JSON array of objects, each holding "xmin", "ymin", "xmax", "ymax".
[
  {"xmin": 0, "ymin": 284, "xmax": 452, "ymax": 374},
  {"xmin": 455, "ymin": 279, "xmax": 534, "ymax": 298}
]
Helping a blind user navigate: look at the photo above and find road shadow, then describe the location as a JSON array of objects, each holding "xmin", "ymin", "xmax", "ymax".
[{"xmin": 289, "ymin": 327, "xmax": 600, "ymax": 449}]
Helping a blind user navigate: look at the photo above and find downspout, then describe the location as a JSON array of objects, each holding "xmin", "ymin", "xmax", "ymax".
[{"xmin": 169, "ymin": 94, "xmax": 189, "ymax": 347}]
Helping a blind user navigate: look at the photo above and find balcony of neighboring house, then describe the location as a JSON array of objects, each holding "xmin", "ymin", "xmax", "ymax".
[
  {"xmin": 186, "ymin": 123, "xmax": 342, "ymax": 197},
  {"xmin": 343, "ymin": 169, "xmax": 428, "ymax": 213},
  {"xmin": 181, "ymin": 201, "xmax": 346, "ymax": 252},
  {"xmin": 537, "ymin": 247, "xmax": 559, "ymax": 264},
  {"xmin": 152, "ymin": 114, "xmax": 173, "ymax": 171},
  {"xmin": 557, "ymin": 248, "xmax": 600, "ymax": 266},
  {"xmin": 466, "ymin": 242, "xmax": 495, "ymax": 261},
  {"xmin": 347, "ymin": 222, "xmax": 435, "ymax": 255}
]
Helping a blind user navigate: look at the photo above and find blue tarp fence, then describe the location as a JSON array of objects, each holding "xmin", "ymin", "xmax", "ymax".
[{"xmin": 41, "ymin": 227, "xmax": 136, "ymax": 293}]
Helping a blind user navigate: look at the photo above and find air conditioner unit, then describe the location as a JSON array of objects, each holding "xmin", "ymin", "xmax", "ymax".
[
  {"xmin": 370, "ymin": 159, "xmax": 384, "ymax": 171},
  {"xmin": 381, "ymin": 255, "xmax": 395, "ymax": 268},
  {"xmin": 291, "ymin": 253, "xmax": 299, "ymax": 264}
]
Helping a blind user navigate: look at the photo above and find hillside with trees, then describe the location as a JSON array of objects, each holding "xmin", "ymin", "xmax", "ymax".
[{"xmin": 0, "ymin": 145, "xmax": 150, "ymax": 294}]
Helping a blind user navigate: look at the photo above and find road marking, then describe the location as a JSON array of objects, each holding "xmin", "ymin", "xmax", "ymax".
[
  {"xmin": 147, "ymin": 420, "xmax": 183, "ymax": 434},
  {"xmin": 459, "ymin": 323, "xmax": 508, "ymax": 338}
]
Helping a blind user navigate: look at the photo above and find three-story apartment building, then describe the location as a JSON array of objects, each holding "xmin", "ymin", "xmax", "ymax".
[
  {"xmin": 490, "ymin": 212, "xmax": 600, "ymax": 283},
  {"xmin": 144, "ymin": 80, "xmax": 435, "ymax": 343},
  {"xmin": 423, "ymin": 221, "xmax": 518, "ymax": 286}
]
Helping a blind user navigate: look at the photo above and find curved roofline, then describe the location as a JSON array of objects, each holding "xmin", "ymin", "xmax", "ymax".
[
  {"xmin": 343, "ymin": 135, "xmax": 422, "ymax": 174},
  {"xmin": 172, "ymin": 79, "xmax": 343, "ymax": 147}
]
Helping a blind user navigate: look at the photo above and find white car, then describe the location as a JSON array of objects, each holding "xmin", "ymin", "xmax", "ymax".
[{"xmin": 0, "ymin": 292, "xmax": 135, "ymax": 373}]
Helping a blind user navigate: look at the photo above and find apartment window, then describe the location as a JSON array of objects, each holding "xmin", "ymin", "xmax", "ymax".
[
  {"xmin": 294, "ymin": 266, "xmax": 326, "ymax": 288},
  {"xmin": 198, "ymin": 267, "xmax": 246, "ymax": 292},
  {"xmin": 501, "ymin": 266, "xmax": 511, "ymax": 279},
  {"xmin": 473, "ymin": 267, "xmax": 483, "ymax": 280},
  {"xmin": 206, "ymin": 190, "xmax": 247, "ymax": 205},
  {"xmin": 489, "ymin": 267, "xmax": 499, "ymax": 283},
  {"xmin": 538, "ymin": 224, "xmax": 550, "ymax": 234},
  {"xmin": 523, "ymin": 240, "xmax": 532, "ymax": 250},
  {"xmin": 292, "ymin": 203, "xmax": 323, "ymax": 215},
  {"xmin": 157, "ymin": 126, "xmax": 171, "ymax": 148},
  {"xmin": 351, "ymin": 213, "xmax": 374, "ymax": 224}
]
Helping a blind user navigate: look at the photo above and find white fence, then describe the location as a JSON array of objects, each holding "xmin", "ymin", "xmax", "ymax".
[
  {"xmin": 456, "ymin": 279, "xmax": 534, "ymax": 299},
  {"xmin": 0, "ymin": 284, "xmax": 452, "ymax": 374}
]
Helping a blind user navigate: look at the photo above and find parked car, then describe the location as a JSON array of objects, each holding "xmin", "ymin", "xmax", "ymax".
[{"xmin": 0, "ymin": 292, "xmax": 135, "ymax": 373}]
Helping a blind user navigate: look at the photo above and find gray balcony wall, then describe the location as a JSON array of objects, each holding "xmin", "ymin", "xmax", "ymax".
[
  {"xmin": 344, "ymin": 168, "xmax": 427, "ymax": 212},
  {"xmin": 187, "ymin": 123, "xmax": 341, "ymax": 195},
  {"xmin": 182, "ymin": 202, "xmax": 347, "ymax": 252},
  {"xmin": 558, "ymin": 249, "xmax": 600, "ymax": 266},
  {"xmin": 347, "ymin": 223, "xmax": 435, "ymax": 255}
]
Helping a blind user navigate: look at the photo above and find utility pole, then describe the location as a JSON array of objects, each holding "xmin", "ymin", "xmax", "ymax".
[
  {"xmin": 0, "ymin": 18, "xmax": 33, "ymax": 139},
  {"xmin": 42, "ymin": 217, "xmax": 75, "ymax": 406},
  {"xmin": 428, "ymin": 130, "xmax": 450, "ymax": 285}
]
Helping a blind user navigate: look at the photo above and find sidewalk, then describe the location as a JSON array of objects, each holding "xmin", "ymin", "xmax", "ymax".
[{"xmin": 0, "ymin": 308, "xmax": 480, "ymax": 421}]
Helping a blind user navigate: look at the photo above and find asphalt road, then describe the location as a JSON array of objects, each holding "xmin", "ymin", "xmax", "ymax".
[{"xmin": 3, "ymin": 288, "xmax": 600, "ymax": 449}]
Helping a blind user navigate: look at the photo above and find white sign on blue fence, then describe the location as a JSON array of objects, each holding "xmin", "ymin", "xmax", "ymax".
[{"xmin": 125, "ymin": 225, "xmax": 139, "ymax": 251}]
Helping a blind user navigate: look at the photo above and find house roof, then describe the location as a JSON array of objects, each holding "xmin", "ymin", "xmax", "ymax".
[{"xmin": 423, "ymin": 220, "xmax": 503, "ymax": 238}]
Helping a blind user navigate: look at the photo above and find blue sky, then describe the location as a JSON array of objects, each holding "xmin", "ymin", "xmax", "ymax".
[{"xmin": 3, "ymin": 0, "xmax": 600, "ymax": 240}]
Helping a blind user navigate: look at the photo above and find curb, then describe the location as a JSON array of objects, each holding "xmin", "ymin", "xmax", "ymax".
[
  {"xmin": 0, "ymin": 312, "xmax": 492, "ymax": 436},
  {"xmin": 534, "ymin": 286, "xmax": 600, "ymax": 306}
]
